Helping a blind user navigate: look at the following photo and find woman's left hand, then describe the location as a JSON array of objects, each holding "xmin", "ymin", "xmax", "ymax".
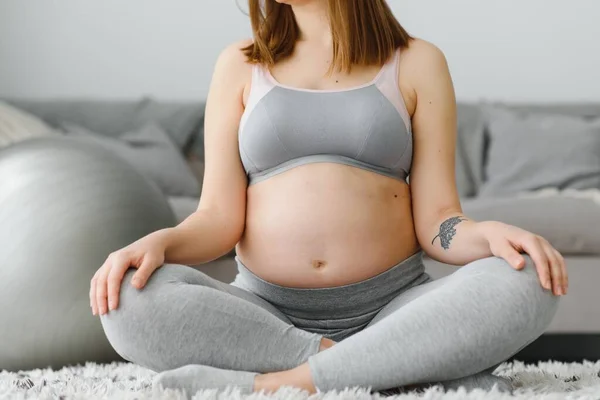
[{"xmin": 477, "ymin": 221, "xmax": 568, "ymax": 296}]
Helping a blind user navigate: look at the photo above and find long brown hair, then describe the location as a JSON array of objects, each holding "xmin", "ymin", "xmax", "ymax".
[{"xmin": 242, "ymin": 0, "xmax": 413, "ymax": 74}]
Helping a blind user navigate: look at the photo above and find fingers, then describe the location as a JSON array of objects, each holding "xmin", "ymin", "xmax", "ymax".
[
  {"xmin": 90, "ymin": 271, "xmax": 99, "ymax": 316},
  {"xmin": 131, "ymin": 256, "xmax": 159, "ymax": 289},
  {"xmin": 95, "ymin": 264, "xmax": 111, "ymax": 316},
  {"xmin": 519, "ymin": 236, "xmax": 553, "ymax": 292},
  {"xmin": 106, "ymin": 253, "xmax": 133, "ymax": 311},
  {"xmin": 541, "ymin": 241, "xmax": 567, "ymax": 295},
  {"xmin": 555, "ymin": 248, "xmax": 568, "ymax": 292},
  {"xmin": 495, "ymin": 230, "xmax": 567, "ymax": 297},
  {"xmin": 90, "ymin": 246, "xmax": 161, "ymax": 316},
  {"xmin": 493, "ymin": 240, "xmax": 526, "ymax": 270},
  {"xmin": 90, "ymin": 258, "xmax": 111, "ymax": 316}
]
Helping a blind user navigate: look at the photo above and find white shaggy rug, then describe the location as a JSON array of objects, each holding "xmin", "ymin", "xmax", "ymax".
[{"xmin": 1, "ymin": 361, "xmax": 600, "ymax": 400}]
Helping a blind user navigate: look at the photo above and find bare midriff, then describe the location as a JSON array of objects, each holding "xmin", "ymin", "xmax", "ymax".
[{"xmin": 235, "ymin": 162, "xmax": 421, "ymax": 288}]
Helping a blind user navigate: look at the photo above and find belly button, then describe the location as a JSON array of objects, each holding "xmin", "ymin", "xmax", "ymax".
[{"xmin": 312, "ymin": 260, "xmax": 327, "ymax": 269}]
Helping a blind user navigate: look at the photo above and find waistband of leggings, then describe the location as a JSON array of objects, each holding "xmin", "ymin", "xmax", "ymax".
[{"xmin": 232, "ymin": 251, "xmax": 428, "ymax": 320}]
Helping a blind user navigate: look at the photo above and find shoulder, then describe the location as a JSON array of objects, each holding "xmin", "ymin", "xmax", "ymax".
[
  {"xmin": 403, "ymin": 38, "xmax": 447, "ymax": 61},
  {"xmin": 396, "ymin": 39, "xmax": 454, "ymax": 116},
  {"xmin": 400, "ymin": 38, "xmax": 450, "ymax": 82},
  {"xmin": 213, "ymin": 39, "xmax": 255, "ymax": 82}
]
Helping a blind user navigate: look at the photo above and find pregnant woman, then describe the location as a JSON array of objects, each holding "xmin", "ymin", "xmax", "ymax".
[{"xmin": 92, "ymin": 0, "xmax": 565, "ymax": 396}]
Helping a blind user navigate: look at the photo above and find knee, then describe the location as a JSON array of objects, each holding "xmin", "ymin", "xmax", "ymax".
[
  {"xmin": 99, "ymin": 264, "xmax": 188, "ymax": 363},
  {"xmin": 464, "ymin": 256, "xmax": 560, "ymax": 335}
]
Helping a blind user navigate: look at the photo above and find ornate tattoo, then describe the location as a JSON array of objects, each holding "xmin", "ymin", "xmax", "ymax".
[{"xmin": 431, "ymin": 216, "xmax": 467, "ymax": 250}]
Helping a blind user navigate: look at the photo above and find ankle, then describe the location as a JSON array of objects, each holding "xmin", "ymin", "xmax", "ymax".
[
  {"xmin": 319, "ymin": 338, "xmax": 336, "ymax": 352},
  {"xmin": 253, "ymin": 373, "xmax": 278, "ymax": 394},
  {"xmin": 253, "ymin": 365, "xmax": 317, "ymax": 394}
]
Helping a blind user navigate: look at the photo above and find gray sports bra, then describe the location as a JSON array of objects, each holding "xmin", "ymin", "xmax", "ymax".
[{"xmin": 239, "ymin": 48, "xmax": 412, "ymax": 185}]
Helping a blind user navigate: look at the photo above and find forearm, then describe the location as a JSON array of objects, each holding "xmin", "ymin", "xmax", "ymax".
[
  {"xmin": 418, "ymin": 211, "xmax": 493, "ymax": 265},
  {"xmin": 162, "ymin": 209, "xmax": 243, "ymax": 265}
]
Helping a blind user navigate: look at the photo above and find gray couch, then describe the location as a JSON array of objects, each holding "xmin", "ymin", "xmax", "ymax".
[{"xmin": 5, "ymin": 98, "xmax": 600, "ymax": 340}]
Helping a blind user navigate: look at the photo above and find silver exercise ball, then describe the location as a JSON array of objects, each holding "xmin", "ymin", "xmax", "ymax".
[{"xmin": 0, "ymin": 137, "xmax": 176, "ymax": 371}]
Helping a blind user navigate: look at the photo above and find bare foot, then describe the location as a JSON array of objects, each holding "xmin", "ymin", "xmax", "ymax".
[
  {"xmin": 253, "ymin": 338, "xmax": 335, "ymax": 394},
  {"xmin": 254, "ymin": 364, "xmax": 316, "ymax": 394}
]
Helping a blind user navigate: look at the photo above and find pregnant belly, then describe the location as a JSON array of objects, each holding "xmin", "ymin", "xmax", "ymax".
[{"xmin": 235, "ymin": 163, "xmax": 421, "ymax": 288}]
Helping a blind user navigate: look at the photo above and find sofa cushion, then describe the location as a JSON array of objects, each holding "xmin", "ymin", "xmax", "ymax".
[
  {"xmin": 6, "ymin": 98, "xmax": 205, "ymax": 151},
  {"xmin": 479, "ymin": 106, "xmax": 600, "ymax": 197},
  {"xmin": 167, "ymin": 196, "xmax": 200, "ymax": 224},
  {"xmin": 496, "ymin": 103, "xmax": 600, "ymax": 119},
  {"xmin": 0, "ymin": 101, "xmax": 58, "ymax": 148},
  {"xmin": 61, "ymin": 122, "xmax": 200, "ymax": 197},
  {"xmin": 455, "ymin": 103, "xmax": 486, "ymax": 198},
  {"xmin": 462, "ymin": 194, "xmax": 600, "ymax": 255},
  {"xmin": 186, "ymin": 154, "xmax": 205, "ymax": 191}
]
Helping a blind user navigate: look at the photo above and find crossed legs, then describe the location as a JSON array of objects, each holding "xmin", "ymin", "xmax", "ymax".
[
  {"xmin": 100, "ymin": 256, "xmax": 559, "ymax": 395},
  {"xmin": 259, "ymin": 256, "xmax": 558, "ymax": 392}
]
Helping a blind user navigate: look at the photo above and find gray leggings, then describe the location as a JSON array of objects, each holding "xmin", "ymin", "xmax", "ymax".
[{"xmin": 100, "ymin": 251, "xmax": 559, "ymax": 392}]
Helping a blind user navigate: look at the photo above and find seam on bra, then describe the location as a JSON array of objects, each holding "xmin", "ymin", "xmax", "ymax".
[
  {"xmin": 395, "ymin": 94, "xmax": 412, "ymax": 135},
  {"xmin": 391, "ymin": 128, "xmax": 412, "ymax": 172},
  {"xmin": 376, "ymin": 87, "xmax": 412, "ymax": 134},
  {"xmin": 354, "ymin": 94, "xmax": 386, "ymax": 159},
  {"xmin": 239, "ymin": 67, "xmax": 275, "ymax": 173},
  {"xmin": 259, "ymin": 100, "xmax": 294, "ymax": 158},
  {"xmin": 239, "ymin": 65, "xmax": 275, "ymax": 135},
  {"xmin": 239, "ymin": 143, "xmax": 259, "ymax": 173}
]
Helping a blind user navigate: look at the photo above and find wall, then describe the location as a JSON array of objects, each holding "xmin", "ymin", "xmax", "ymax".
[{"xmin": 0, "ymin": 0, "xmax": 598, "ymax": 102}]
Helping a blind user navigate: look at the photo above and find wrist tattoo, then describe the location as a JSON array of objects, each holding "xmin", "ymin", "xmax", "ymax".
[{"xmin": 431, "ymin": 216, "xmax": 467, "ymax": 250}]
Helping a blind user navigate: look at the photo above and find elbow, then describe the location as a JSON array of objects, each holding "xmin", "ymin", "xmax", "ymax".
[
  {"xmin": 413, "ymin": 220, "xmax": 434, "ymax": 253},
  {"xmin": 412, "ymin": 216, "xmax": 452, "ymax": 260},
  {"xmin": 413, "ymin": 206, "xmax": 464, "ymax": 246},
  {"xmin": 181, "ymin": 207, "xmax": 245, "ymax": 261},
  {"xmin": 210, "ymin": 210, "xmax": 246, "ymax": 257},
  {"xmin": 222, "ymin": 218, "xmax": 245, "ymax": 250},
  {"xmin": 209, "ymin": 225, "xmax": 243, "ymax": 261},
  {"xmin": 416, "ymin": 236, "xmax": 437, "ymax": 259}
]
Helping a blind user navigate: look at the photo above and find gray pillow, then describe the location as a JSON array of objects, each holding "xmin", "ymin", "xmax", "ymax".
[
  {"xmin": 462, "ymin": 195, "xmax": 600, "ymax": 255},
  {"xmin": 455, "ymin": 103, "xmax": 487, "ymax": 198},
  {"xmin": 479, "ymin": 107, "xmax": 600, "ymax": 197},
  {"xmin": 167, "ymin": 196, "xmax": 200, "ymax": 224},
  {"xmin": 7, "ymin": 98, "xmax": 204, "ymax": 150},
  {"xmin": 60, "ymin": 122, "xmax": 200, "ymax": 197}
]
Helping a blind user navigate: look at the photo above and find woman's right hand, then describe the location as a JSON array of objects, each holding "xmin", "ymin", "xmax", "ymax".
[{"xmin": 90, "ymin": 229, "xmax": 171, "ymax": 316}]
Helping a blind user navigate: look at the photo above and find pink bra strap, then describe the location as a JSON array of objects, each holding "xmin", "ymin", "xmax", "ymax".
[
  {"xmin": 374, "ymin": 48, "xmax": 411, "ymax": 133},
  {"xmin": 374, "ymin": 47, "xmax": 401, "ymax": 87}
]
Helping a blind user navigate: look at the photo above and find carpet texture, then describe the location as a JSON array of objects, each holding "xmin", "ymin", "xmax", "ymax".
[{"xmin": 1, "ymin": 361, "xmax": 600, "ymax": 400}]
